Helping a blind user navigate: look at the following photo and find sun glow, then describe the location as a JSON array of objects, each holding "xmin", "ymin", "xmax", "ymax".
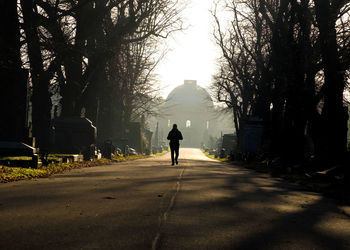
[{"xmin": 155, "ymin": 0, "xmax": 220, "ymax": 98}]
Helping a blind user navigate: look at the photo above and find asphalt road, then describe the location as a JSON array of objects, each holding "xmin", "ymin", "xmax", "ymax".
[{"xmin": 1, "ymin": 148, "xmax": 350, "ymax": 250}]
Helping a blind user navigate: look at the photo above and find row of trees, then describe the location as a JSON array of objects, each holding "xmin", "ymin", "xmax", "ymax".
[
  {"xmin": 0, "ymin": 0, "xmax": 183, "ymax": 148},
  {"xmin": 212, "ymin": 0, "xmax": 350, "ymax": 165}
]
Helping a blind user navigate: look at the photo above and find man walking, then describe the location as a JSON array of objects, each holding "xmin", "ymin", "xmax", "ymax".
[{"xmin": 167, "ymin": 124, "xmax": 183, "ymax": 165}]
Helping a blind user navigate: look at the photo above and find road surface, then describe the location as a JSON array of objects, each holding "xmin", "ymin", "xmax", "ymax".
[{"xmin": 0, "ymin": 148, "xmax": 350, "ymax": 250}]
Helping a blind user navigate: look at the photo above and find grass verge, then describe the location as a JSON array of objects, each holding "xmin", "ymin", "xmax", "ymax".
[
  {"xmin": 202, "ymin": 150, "xmax": 228, "ymax": 162},
  {"xmin": 149, "ymin": 150, "xmax": 169, "ymax": 157},
  {"xmin": 0, "ymin": 153, "xmax": 165, "ymax": 183}
]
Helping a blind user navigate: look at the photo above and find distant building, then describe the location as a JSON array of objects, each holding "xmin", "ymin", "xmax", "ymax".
[{"xmin": 158, "ymin": 80, "xmax": 233, "ymax": 148}]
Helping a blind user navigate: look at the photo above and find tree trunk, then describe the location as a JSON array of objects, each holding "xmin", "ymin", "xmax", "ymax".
[
  {"xmin": 314, "ymin": 0, "xmax": 347, "ymax": 162},
  {"xmin": 60, "ymin": 0, "xmax": 87, "ymax": 117},
  {"xmin": 21, "ymin": 0, "xmax": 51, "ymax": 148},
  {"xmin": 0, "ymin": 1, "xmax": 28, "ymax": 142}
]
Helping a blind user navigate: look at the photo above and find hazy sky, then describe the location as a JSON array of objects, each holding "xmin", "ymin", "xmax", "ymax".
[{"xmin": 155, "ymin": 0, "xmax": 220, "ymax": 98}]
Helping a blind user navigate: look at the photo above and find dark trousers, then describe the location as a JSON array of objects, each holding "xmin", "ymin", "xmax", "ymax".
[{"xmin": 170, "ymin": 144, "xmax": 179, "ymax": 164}]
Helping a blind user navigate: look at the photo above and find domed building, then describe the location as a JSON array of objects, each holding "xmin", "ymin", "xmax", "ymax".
[{"xmin": 157, "ymin": 80, "xmax": 233, "ymax": 148}]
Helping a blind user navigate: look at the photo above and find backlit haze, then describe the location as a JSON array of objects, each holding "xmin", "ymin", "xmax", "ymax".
[{"xmin": 155, "ymin": 0, "xmax": 220, "ymax": 99}]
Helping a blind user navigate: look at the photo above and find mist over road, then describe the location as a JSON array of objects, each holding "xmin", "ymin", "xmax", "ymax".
[{"xmin": 0, "ymin": 149, "xmax": 349, "ymax": 249}]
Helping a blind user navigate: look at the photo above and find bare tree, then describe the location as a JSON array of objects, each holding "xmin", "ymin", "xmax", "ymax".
[
  {"xmin": 17, "ymin": 0, "xmax": 184, "ymax": 146},
  {"xmin": 81, "ymin": 0, "xmax": 184, "ymax": 141},
  {"xmin": 212, "ymin": 0, "xmax": 350, "ymax": 164},
  {"xmin": 314, "ymin": 0, "xmax": 350, "ymax": 161},
  {"xmin": 106, "ymin": 35, "xmax": 165, "ymax": 139},
  {"xmin": 20, "ymin": 0, "xmax": 53, "ymax": 148},
  {"xmin": 211, "ymin": 0, "xmax": 272, "ymax": 148}
]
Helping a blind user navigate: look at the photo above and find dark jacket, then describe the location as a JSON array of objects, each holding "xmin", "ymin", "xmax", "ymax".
[{"xmin": 167, "ymin": 129, "xmax": 183, "ymax": 146}]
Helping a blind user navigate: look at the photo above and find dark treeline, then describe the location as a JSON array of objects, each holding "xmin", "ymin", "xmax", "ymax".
[
  {"xmin": 0, "ymin": 0, "xmax": 182, "ymax": 148},
  {"xmin": 212, "ymin": 0, "xmax": 350, "ymax": 167}
]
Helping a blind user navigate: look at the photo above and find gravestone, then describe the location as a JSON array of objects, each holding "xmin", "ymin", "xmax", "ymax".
[
  {"xmin": 239, "ymin": 117, "xmax": 264, "ymax": 154},
  {"xmin": 52, "ymin": 117, "xmax": 96, "ymax": 154},
  {"xmin": 222, "ymin": 133, "xmax": 237, "ymax": 152},
  {"xmin": 126, "ymin": 122, "xmax": 142, "ymax": 153},
  {"xmin": 0, "ymin": 141, "xmax": 37, "ymax": 168},
  {"xmin": 0, "ymin": 141, "xmax": 35, "ymax": 156},
  {"xmin": 143, "ymin": 129, "xmax": 153, "ymax": 155}
]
